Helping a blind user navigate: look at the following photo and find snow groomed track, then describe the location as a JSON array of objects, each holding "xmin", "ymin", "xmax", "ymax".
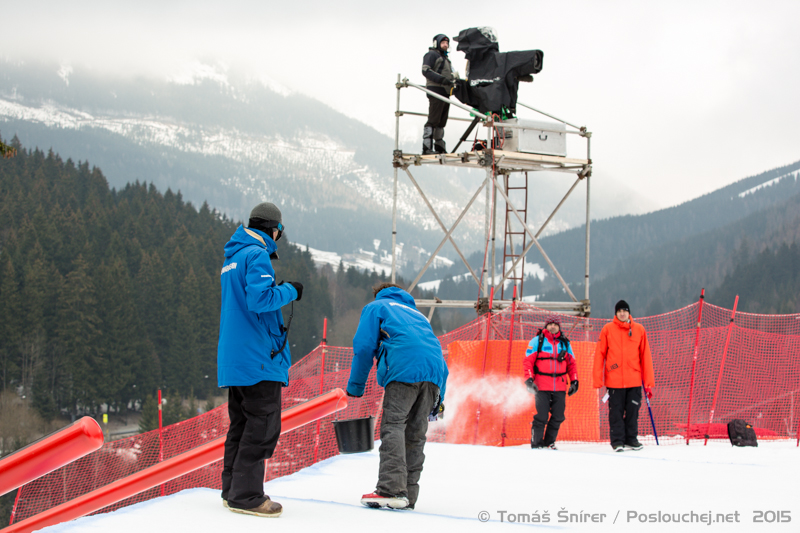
[{"xmin": 40, "ymin": 440, "xmax": 799, "ymax": 532}]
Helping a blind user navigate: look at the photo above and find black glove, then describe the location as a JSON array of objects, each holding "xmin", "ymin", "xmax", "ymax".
[
  {"xmin": 346, "ymin": 390, "xmax": 362, "ymax": 398},
  {"xmin": 288, "ymin": 281, "xmax": 303, "ymax": 301},
  {"xmin": 525, "ymin": 378, "xmax": 538, "ymax": 394},
  {"xmin": 568, "ymin": 380, "xmax": 579, "ymax": 396},
  {"xmin": 428, "ymin": 402, "xmax": 444, "ymax": 422}
]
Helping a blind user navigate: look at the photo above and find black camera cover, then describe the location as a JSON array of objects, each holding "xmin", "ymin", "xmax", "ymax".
[{"xmin": 452, "ymin": 27, "xmax": 543, "ymax": 116}]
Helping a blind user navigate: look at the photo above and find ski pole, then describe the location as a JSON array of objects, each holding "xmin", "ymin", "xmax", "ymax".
[{"xmin": 643, "ymin": 382, "xmax": 659, "ymax": 446}]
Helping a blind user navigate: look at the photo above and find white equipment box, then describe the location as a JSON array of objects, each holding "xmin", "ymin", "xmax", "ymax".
[{"xmin": 499, "ymin": 118, "xmax": 567, "ymax": 157}]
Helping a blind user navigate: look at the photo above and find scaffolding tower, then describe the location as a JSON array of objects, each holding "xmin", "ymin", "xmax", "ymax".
[{"xmin": 390, "ymin": 75, "xmax": 593, "ymax": 317}]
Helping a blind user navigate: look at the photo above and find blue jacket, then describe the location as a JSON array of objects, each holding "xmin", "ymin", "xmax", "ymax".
[
  {"xmin": 346, "ymin": 287, "xmax": 448, "ymax": 401},
  {"xmin": 217, "ymin": 225, "xmax": 298, "ymax": 387}
]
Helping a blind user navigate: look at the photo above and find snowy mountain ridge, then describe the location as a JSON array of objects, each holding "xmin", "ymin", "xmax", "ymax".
[
  {"xmin": 0, "ymin": 63, "xmax": 509, "ymax": 278},
  {"xmin": 736, "ymin": 169, "xmax": 798, "ymax": 199},
  {"xmin": 0, "ymin": 60, "xmax": 664, "ymax": 263},
  {"xmin": 0, "ymin": 95, "xmax": 472, "ymax": 234}
]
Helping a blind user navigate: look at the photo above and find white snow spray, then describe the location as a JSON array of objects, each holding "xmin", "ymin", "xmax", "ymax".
[{"xmin": 428, "ymin": 370, "xmax": 536, "ymax": 440}]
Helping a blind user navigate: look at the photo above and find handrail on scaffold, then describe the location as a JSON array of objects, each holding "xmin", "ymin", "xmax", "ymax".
[{"xmin": 397, "ymin": 77, "xmax": 591, "ymax": 140}]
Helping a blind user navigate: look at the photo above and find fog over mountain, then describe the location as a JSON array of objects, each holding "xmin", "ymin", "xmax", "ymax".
[{"xmin": 1, "ymin": 61, "xmax": 657, "ymax": 275}]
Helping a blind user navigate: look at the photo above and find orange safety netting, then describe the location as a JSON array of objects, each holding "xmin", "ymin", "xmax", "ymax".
[{"xmin": 10, "ymin": 301, "xmax": 800, "ymax": 524}]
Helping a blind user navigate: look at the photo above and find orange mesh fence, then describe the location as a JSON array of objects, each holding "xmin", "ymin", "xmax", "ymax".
[
  {"xmin": 10, "ymin": 344, "xmax": 390, "ymax": 524},
  {"xmin": 443, "ymin": 340, "xmax": 598, "ymax": 446},
  {"xmin": 11, "ymin": 300, "xmax": 800, "ymax": 524}
]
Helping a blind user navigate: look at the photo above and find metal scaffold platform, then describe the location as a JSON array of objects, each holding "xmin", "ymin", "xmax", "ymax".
[
  {"xmin": 389, "ymin": 76, "xmax": 593, "ymax": 317},
  {"xmin": 394, "ymin": 149, "xmax": 590, "ymax": 173}
]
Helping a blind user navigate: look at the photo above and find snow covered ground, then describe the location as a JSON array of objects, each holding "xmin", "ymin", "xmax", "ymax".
[
  {"xmin": 737, "ymin": 170, "xmax": 799, "ymax": 198},
  {"xmin": 304, "ymin": 245, "xmax": 393, "ymax": 276},
  {"xmin": 41, "ymin": 440, "xmax": 799, "ymax": 532}
]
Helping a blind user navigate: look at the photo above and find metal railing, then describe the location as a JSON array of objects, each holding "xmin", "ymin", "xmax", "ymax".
[
  {"xmin": 4, "ymin": 389, "xmax": 348, "ymax": 533},
  {"xmin": 0, "ymin": 417, "xmax": 104, "ymax": 498}
]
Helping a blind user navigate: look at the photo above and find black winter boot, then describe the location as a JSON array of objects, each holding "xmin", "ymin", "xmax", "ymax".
[
  {"xmin": 433, "ymin": 127, "xmax": 446, "ymax": 153},
  {"xmin": 531, "ymin": 424, "xmax": 545, "ymax": 448},
  {"xmin": 422, "ymin": 127, "xmax": 435, "ymax": 154}
]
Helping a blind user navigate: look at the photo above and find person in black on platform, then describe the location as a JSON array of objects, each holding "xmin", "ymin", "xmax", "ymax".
[{"xmin": 422, "ymin": 34, "xmax": 456, "ymax": 154}]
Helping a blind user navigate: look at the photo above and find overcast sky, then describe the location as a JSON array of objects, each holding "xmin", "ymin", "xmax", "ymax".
[{"xmin": 3, "ymin": 0, "xmax": 800, "ymax": 208}]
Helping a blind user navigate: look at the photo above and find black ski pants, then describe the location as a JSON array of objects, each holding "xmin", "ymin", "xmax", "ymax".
[
  {"xmin": 531, "ymin": 390, "xmax": 566, "ymax": 447},
  {"xmin": 377, "ymin": 381, "xmax": 439, "ymax": 508},
  {"xmin": 424, "ymin": 86, "xmax": 450, "ymax": 129},
  {"xmin": 608, "ymin": 386, "xmax": 642, "ymax": 447},
  {"xmin": 221, "ymin": 380, "xmax": 282, "ymax": 510}
]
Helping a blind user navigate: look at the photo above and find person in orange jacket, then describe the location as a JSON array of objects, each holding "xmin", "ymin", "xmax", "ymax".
[{"xmin": 593, "ymin": 300, "xmax": 655, "ymax": 452}]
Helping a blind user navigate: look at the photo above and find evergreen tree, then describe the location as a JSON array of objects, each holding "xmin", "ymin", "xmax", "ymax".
[
  {"xmin": 1, "ymin": 137, "xmax": 417, "ymax": 424},
  {"xmin": 0, "ymin": 259, "xmax": 21, "ymax": 392},
  {"xmin": 170, "ymin": 267, "xmax": 201, "ymax": 396},
  {"xmin": 55, "ymin": 255, "xmax": 102, "ymax": 418},
  {"xmin": 138, "ymin": 394, "xmax": 159, "ymax": 433},
  {"xmin": 135, "ymin": 251, "xmax": 171, "ymax": 382},
  {"xmin": 96, "ymin": 258, "xmax": 143, "ymax": 413},
  {"xmin": 19, "ymin": 251, "xmax": 48, "ymax": 400},
  {"xmin": 194, "ymin": 267, "xmax": 219, "ymax": 396}
]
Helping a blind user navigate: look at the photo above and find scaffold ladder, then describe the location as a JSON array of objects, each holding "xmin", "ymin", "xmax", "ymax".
[{"xmin": 501, "ymin": 172, "xmax": 528, "ymax": 300}]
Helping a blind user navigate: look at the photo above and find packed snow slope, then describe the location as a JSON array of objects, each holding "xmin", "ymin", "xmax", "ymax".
[{"xmin": 41, "ymin": 440, "xmax": 799, "ymax": 532}]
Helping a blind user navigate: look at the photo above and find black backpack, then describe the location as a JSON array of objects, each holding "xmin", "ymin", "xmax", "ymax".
[{"xmin": 727, "ymin": 419, "xmax": 758, "ymax": 447}]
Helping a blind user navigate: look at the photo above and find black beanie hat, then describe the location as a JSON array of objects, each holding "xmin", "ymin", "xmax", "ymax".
[
  {"xmin": 249, "ymin": 202, "xmax": 282, "ymax": 225},
  {"xmin": 615, "ymin": 300, "xmax": 630, "ymax": 314},
  {"xmin": 248, "ymin": 202, "xmax": 284, "ymax": 243}
]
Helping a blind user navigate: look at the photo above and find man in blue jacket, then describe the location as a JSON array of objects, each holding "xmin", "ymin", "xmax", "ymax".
[
  {"xmin": 347, "ymin": 283, "xmax": 449, "ymax": 511},
  {"xmin": 217, "ymin": 202, "xmax": 303, "ymax": 518}
]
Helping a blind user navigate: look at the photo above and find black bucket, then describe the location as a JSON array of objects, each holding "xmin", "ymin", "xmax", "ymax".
[{"xmin": 332, "ymin": 416, "xmax": 376, "ymax": 454}]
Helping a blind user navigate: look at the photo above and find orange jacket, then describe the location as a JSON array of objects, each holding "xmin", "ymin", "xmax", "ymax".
[{"xmin": 593, "ymin": 317, "xmax": 655, "ymax": 389}]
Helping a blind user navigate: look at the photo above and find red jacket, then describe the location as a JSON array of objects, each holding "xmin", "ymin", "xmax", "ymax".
[
  {"xmin": 523, "ymin": 330, "xmax": 578, "ymax": 392},
  {"xmin": 593, "ymin": 317, "xmax": 655, "ymax": 389}
]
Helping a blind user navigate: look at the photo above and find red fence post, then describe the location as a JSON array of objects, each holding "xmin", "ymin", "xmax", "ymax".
[
  {"xmin": 312, "ymin": 318, "xmax": 328, "ymax": 464},
  {"xmin": 704, "ymin": 296, "xmax": 738, "ymax": 445},
  {"xmin": 685, "ymin": 288, "xmax": 706, "ymax": 445},
  {"xmin": 158, "ymin": 389, "xmax": 164, "ymax": 497},
  {"xmin": 472, "ymin": 287, "xmax": 495, "ymax": 446},
  {"xmin": 500, "ymin": 287, "xmax": 518, "ymax": 447}
]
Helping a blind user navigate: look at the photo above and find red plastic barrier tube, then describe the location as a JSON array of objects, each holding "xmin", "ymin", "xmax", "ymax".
[
  {"xmin": 0, "ymin": 417, "xmax": 104, "ymax": 497},
  {"xmin": 3, "ymin": 388, "xmax": 348, "ymax": 533}
]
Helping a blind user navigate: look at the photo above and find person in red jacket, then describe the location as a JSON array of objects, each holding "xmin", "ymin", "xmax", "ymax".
[
  {"xmin": 523, "ymin": 315, "xmax": 578, "ymax": 450},
  {"xmin": 593, "ymin": 300, "xmax": 655, "ymax": 452}
]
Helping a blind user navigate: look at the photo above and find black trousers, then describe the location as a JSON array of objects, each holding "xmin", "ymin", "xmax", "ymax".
[
  {"xmin": 377, "ymin": 381, "xmax": 439, "ymax": 508},
  {"xmin": 608, "ymin": 386, "xmax": 642, "ymax": 446},
  {"xmin": 531, "ymin": 390, "xmax": 566, "ymax": 446},
  {"xmin": 424, "ymin": 87, "xmax": 450, "ymax": 128},
  {"xmin": 221, "ymin": 380, "xmax": 282, "ymax": 509}
]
